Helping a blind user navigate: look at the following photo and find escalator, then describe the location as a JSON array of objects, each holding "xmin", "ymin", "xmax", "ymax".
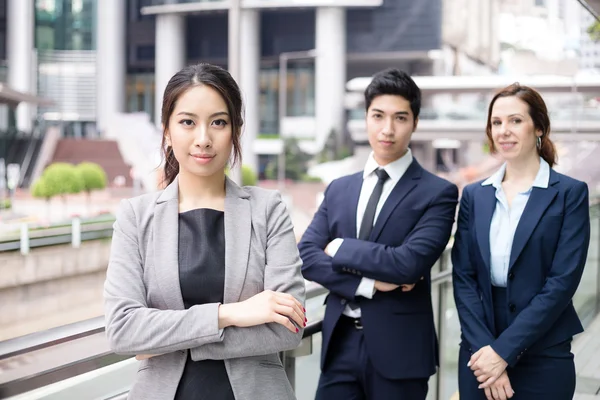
[{"xmin": 0, "ymin": 129, "xmax": 44, "ymax": 188}]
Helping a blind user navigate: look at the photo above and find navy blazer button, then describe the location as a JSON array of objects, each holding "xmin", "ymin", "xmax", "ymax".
[
  {"xmin": 508, "ymin": 272, "xmax": 514, "ymax": 280},
  {"xmin": 341, "ymin": 299, "xmax": 347, "ymax": 305},
  {"xmin": 509, "ymin": 304, "xmax": 516, "ymax": 312}
]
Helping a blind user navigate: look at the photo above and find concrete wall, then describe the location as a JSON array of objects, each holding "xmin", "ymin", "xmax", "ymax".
[{"xmin": 0, "ymin": 240, "xmax": 110, "ymax": 340}]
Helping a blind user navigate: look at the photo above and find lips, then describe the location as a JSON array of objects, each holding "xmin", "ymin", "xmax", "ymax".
[{"xmin": 498, "ymin": 142, "xmax": 516, "ymax": 151}]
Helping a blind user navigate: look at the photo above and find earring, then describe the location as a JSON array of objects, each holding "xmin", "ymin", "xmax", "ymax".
[{"xmin": 536, "ymin": 136, "xmax": 541, "ymax": 149}]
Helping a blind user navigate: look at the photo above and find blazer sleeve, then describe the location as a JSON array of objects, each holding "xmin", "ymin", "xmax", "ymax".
[
  {"xmin": 452, "ymin": 186, "xmax": 495, "ymax": 352},
  {"xmin": 190, "ymin": 191, "xmax": 306, "ymax": 361},
  {"xmin": 298, "ymin": 184, "xmax": 363, "ymax": 300},
  {"xmin": 104, "ymin": 199, "xmax": 225, "ymax": 356},
  {"xmin": 491, "ymin": 182, "xmax": 590, "ymax": 367},
  {"xmin": 330, "ymin": 183, "xmax": 458, "ymax": 284}
]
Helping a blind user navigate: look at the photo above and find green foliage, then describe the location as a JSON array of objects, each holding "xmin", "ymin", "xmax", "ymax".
[
  {"xmin": 588, "ymin": 20, "xmax": 600, "ymax": 42},
  {"xmin": 241, "ymin": 165, "xmax": 257, "ymax": 186},
  {"xmin": 0, "ymin": 198, "xmax": 10, "ymax": 209},
  {"xmin": 264, "ymin": 138, "xmax": 313, "ymax": 181},
  {"xmin": 30, "ymin": 162, "xmax": 84, "ymax": 199},
  {"xmin": 76, "ymin": 162, "xmax": 107, "ymax": 193},
  {"xmin": 31, "ymin": 178, "xmax": 52, "ymax": 200}
]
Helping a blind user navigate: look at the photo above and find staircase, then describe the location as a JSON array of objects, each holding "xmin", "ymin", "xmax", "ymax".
[{"xmin": 49, "ymin": 139, "xmax": 133, "ymax": 187}]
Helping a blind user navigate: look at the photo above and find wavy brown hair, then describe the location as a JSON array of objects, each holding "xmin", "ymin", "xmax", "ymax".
[
  {"xmin": 161, "ymin": 63, "xmax": 244, "ymax": 186},
  {"xmin": 485, "ymin": 83, "xmax": 557, "ymax": 167}
]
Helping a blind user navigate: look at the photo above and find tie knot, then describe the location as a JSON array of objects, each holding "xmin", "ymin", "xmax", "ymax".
[{"xmin": 375, "ymin": 168, "xmax": 389, "ymax": 182}]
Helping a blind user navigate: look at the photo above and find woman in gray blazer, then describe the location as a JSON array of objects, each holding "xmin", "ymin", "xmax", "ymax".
[{"xmin": 103, "ymin": 63, "xmax": 306, "ymax": 400}]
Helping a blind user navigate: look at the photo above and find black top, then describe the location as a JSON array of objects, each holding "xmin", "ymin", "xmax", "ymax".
[{"xmin": 174, "ymin": 208, "xmax": 235, "ymax": 400}]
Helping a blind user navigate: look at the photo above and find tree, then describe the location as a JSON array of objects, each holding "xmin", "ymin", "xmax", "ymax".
[
  {"xmin": 77, "ymin": 162, "xmax": 107, "ymax": 194},
  {"xmin": 588, "ymin": 20, "xmax": 600, "ymax": 42},
  {"xmin": 42, "ymin": 163, "xmax": 84, "ymax": 197}
]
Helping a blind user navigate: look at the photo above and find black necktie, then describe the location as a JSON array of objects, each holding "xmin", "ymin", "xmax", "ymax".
[
  {"xmin": 358, "ymin": 168, "xmax": 390, "ymax": 241},
  {"xmin": 347, "ymin": 168, "xmax": 390, "ymax": 311}
]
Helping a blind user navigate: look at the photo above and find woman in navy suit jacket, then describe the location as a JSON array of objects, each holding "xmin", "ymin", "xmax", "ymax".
[{"xmin": 452, "ymin": 84, "xmax": 590, "ymax": 400}]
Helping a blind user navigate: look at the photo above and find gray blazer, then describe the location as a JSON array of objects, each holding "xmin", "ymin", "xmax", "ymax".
[{"xmin": 103, "ymin": 177, "xmax": 306, "ymax": 400}]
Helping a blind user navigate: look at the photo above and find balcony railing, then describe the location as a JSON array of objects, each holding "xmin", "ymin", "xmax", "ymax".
[{"xmin": 0, "ymin": 201, "xmax": 598, "ymax": 399}]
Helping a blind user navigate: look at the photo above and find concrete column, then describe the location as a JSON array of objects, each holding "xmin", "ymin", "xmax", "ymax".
[
  {"xmin": 7, "ymin": 0, "xmax": 34, "ymax": 132},
  {"xmin": 96, "ymin": 0, "xmax": 126, "ymax": 134},
  {"xmin": 155, "ymin": 14, "xmax": 185, "ymax": 128},
  {"xmin": 239, "ymin": 9, "xmax": 260, "ymax": 174},
  {"xmin": 315, "ymin": 7, "xmax": 346, "ymax": 151}
]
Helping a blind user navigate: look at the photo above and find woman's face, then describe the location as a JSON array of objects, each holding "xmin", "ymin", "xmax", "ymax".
[
  {"xmin": 490, "ymin": 96, "xmax": 541, "ymax": 163},
  {"xmin": 165, "ymin": 85, "xmax": 233, "ymax": 179}
]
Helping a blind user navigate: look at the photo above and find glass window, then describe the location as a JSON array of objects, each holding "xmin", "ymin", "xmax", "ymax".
[
  {"xmin": 35, "ymin": 0, "xmax": 96, "ymax": 51},
  {"xmin": 259, "ymin": 61, "xmax": 315, "ymax": 135}
]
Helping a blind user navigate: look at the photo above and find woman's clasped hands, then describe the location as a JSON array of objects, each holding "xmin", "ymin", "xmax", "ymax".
[{"xmin": 468, "ymin": 345, "xmax": 514, "ymax": 400}]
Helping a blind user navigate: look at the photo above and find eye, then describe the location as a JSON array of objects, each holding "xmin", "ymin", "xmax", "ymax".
[
  {"xmin": 179, "ymin": 119, "xmax": 194, "ymax": 127},
  {"xmin": 511, "ymin": 118, "xmax": 522, "ymax": 124},
  {"xmin": 212, "ymin": 119, "xmax": 228, "ymax": 127},
  {"xmin": 371, "ymin": 114, "xmax": 382, "ymax": 120},
  {"xmin": 396, "ymin": 116, "xmax": 407, "ymax": 121},
  {"xmin": 492, "ymin": 120, "xmax": 501, "ymax": 126}
]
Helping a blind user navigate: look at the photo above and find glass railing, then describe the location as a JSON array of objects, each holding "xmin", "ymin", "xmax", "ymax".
[{"xmin": 0, "ymin": 200, "xmax": 598, "ymax": 399}]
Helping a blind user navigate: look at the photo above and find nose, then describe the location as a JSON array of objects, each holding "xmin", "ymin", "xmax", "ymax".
[
  {"xmin": 381, "ymin": 117, "xmax": 395, "ymax": 136},
  {"xmin": 193, "ymin": 125, "xmax": 212, "ymax": 148}
]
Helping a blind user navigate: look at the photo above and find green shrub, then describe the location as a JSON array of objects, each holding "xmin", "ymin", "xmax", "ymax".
[
  {"xmin": 241, "ymin": 165, "xmax": 257, "ymax": 186},
  {"xmin": 35, "ymin": 163, "xmax": 84, "ymax": 198},
  {"xmin": 77, "ymin": 162, "xmax": 107, "ymax": 193}
]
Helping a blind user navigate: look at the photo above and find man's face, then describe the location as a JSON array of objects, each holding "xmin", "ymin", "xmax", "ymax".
[{"xmin": 366, "ymin": 95, "xmax": 417, "ymax": 166}]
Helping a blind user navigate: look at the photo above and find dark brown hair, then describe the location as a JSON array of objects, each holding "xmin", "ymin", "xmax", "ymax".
[
  {"xmin": 485, "ymin": 83, "xmax": 557, "ymax": 167},
  {"xmin": 161, "ymin": 63, "xmax": 243, "ymax": 185}
]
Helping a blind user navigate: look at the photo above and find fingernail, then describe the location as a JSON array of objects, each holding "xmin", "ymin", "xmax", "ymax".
[
  {"xmin": 305, "ymin": 317, "xmax": 307, "ymax": 322},
  {"xmin": 303, "ymin": 307, "xmax": 306, "ymax": 312},
  {"xmin": 467, "ymin": 361, "xmax": 471, "ymax": 367},
  {"xmin": 304, "ymin": 322, "xmax": 306, "ymax": 327},
  {"xmin": 296, "ymin": 328, "xmax": 299, "ymax": 333}
]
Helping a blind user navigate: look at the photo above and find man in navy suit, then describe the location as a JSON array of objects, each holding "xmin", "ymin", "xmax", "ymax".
[{"xmin": 299, "ymin": 69, "xmax": 458, "ymax": 400}]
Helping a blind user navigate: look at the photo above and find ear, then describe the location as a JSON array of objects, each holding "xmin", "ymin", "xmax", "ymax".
[{"xmin": 163, "ymin": 126, "xmax": 172, "ymax": 147}]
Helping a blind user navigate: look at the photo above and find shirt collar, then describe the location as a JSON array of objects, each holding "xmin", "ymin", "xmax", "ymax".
[
  {"xmin": 481, "ymin": 157, "xmax": 550, "ymax": 190},
  {"xmin": 363, "ymin": 148, "xmax": 413, "ymax": 183}
]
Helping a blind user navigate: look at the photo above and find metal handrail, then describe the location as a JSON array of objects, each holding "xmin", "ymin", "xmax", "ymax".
[{"xmin": 0, "ymin": 273, "xmax": 452, "ymax": 398}]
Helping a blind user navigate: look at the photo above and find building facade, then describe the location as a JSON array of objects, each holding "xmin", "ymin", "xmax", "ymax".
[{"xmin": 3, "ymin": 0, "xmax": 444, "ymax": 173}]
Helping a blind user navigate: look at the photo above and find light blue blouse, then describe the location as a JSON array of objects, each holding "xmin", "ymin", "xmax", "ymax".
[{"xmin": 482, "ymin": 158, "xmax": 551, "ymax": 287}]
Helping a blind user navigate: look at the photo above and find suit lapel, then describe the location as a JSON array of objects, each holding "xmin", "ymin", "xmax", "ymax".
[
  {"xmin": 369, "ymin": 160, "xmax": 420, "ymax": 241},
  {"xmin": 154, "ymin": 177, "xmax": 185, "ymax": 310},
  {"xmin": 347, "ymin": 173, "xmax": 363, "ymax": 238},
  {"xmin": 223, "ymin": 177, "xmax": 251, "ymax": 304},
  {"xmin": 475, "ymin": 185, "xmax": 496, "ymax": 275},
  {"xmin": 509, "ymin": 173, "xmax": 559, "ymax": 270}
]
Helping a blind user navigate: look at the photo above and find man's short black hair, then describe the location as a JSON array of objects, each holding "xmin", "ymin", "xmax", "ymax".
[{"xmin": 364, "ymin": 68, "xmax": 421, "ymax": 120}]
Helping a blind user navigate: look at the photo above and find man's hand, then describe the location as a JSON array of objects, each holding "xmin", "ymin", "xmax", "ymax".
[
  {"xmin": 374, "ymin": 280, "xmax": 400, "ymax": 292},
  {"xmin": 483, "ymin": 370, "xmax": 514, "ymax": 400},
  {"xmin": 469, "ymin": 345, "xmax": 508, "ymax": 389},
  {"xmin": 375, "ymin": 277, "xmax": 424, "ymax": 293}
]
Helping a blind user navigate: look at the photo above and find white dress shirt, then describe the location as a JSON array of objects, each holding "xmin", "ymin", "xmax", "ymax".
[
  {"xmin": 482, "ymin": 157, "xmax": 550, "ymax": 287},
  {"xmin": 328, "ymin": 149, "xmax": 414, "ymax": 317}
]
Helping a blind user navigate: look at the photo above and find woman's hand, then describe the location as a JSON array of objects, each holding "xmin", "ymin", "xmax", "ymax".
[
  {"xmin": 219, "ymin": 290, "xmax": 306, "ymax": 333},
  {"xmin": 469, "ymin": 345, "xmax": 508, "ymax": 388},
  {"xmin": 483, "ymin": 371, "xmax": 514, "ymax": 400}
]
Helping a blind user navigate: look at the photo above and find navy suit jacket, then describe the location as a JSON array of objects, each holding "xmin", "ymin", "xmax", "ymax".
[
  {"xmin": 299, "ymin": 159, "xmax": 458, "ymax": 380},
  {"xmin": 452, "ymin": 168, "xmax": 590, "ymax": 367}
]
